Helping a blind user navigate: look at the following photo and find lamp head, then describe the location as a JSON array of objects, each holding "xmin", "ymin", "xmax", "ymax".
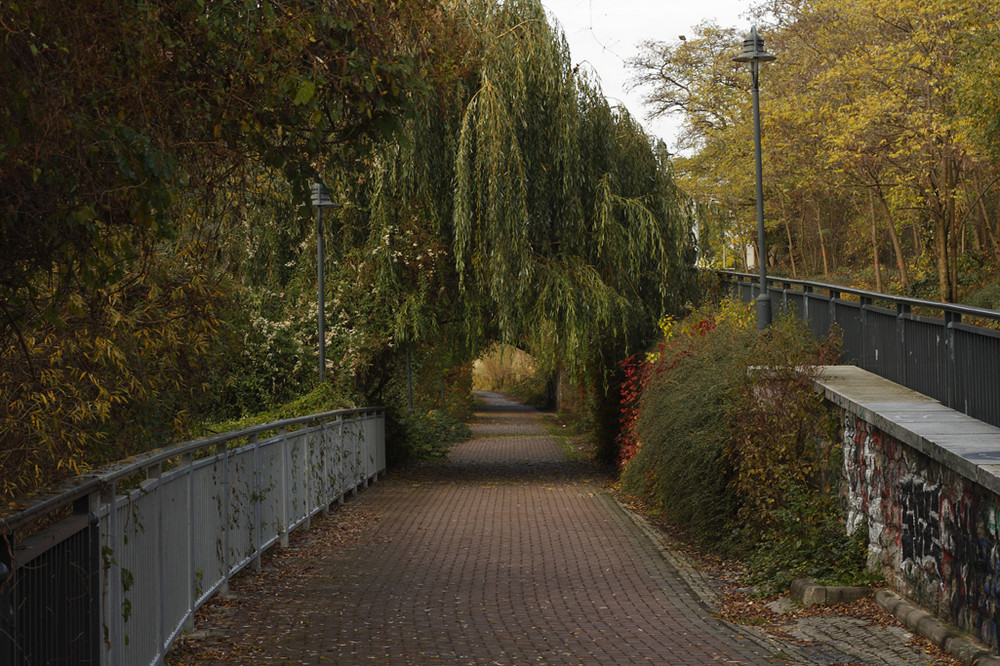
[
  {"xmin": 311, "ymin": 180, "xmax": 337, "ymax": 208},
  {"xmin": 732, "ymin": 26, "xmax": 776, "ymax": 64}
]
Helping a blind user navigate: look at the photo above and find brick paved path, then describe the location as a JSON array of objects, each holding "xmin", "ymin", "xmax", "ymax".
[{"xmin": 178, "ymin": 392, "xmax": 943, "ymax": 665}]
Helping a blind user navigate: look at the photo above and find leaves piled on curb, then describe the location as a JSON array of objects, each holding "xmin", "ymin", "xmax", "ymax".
[{"xmin": 717, "ymin": 588, "xmax": 962, "ymax": 666}]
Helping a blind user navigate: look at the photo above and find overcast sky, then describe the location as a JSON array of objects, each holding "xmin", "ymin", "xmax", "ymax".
[{"xmin": 540, "ymin": 0, "xmax": 753, "ymax": 152}]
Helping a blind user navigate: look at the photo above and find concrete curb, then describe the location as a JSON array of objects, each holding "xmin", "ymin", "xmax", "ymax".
[
  {"xmin": 873, "ymin": 589, "xmax": 1000, "ymax": 666},
  {"xmin": 790, "ymin": 578, "xmax": 870, "ymax": 607}
]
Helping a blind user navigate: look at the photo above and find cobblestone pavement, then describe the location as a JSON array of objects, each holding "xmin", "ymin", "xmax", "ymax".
[{"xmin": 176, "ymin": 392, "xmax": 945, "ymax": 664}]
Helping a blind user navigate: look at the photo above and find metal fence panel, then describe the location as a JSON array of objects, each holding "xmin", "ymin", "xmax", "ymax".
[
  {"xmin": 718, "ymin": 270, "xmax": 1000, "ymax": 431},
  {"xmin": 258, "ymin": 436, "xmax": 284, "ymax": 551},
  {"xmin": 228, "ymin": 447, "xmax": 257, "ymax": 573},
  {"xmin": 832, "ymin": 299, "xmax": 863, "ymax": 365},
  {"xmin": 902, "ymin": 314, "xmax": 949, "ymax": 405},
  {"xmin": 191, "ymin": 456, "xmax": 227, "ymax": 607},
  {"xmin": 779, "ymin": 288, "xmax": 805, "ymax": 320},
  {"xmin": 1, "ymin": 513, "xmax": 99, "ymax": 665},
  {"xmin": 307, "ymin": 427, "xmax": 326, "ymax": 513},
  {"xmin": 286, "ymin": 430, "xmax": 309, "ymax": 531},
  {"xmin": 113, "ymin": 487, "xmax": 161, "ymax": 664},
  {"xmin": 366, "ymin": 416, "xmax": 377, "ymax": 480},
  {"xmin": 952, "ymin": 323, "xmax": 1000, "ymax": 424},
  {"xmin": 2, "ymin": 408, "xmax": 385, "ymax": 666},
  {"xmin": 802, "ymin": 291, "xmax": 832, "ymax": 340},
  {"xmin": 863, "ymin": 305, "xmax": 900, "ymax": 381},
  {"xmin": 161, "ymin": 469, "xmax": 193, "ymax": 649}
]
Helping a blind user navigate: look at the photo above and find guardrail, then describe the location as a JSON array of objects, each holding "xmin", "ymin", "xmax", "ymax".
[
  {"xmin": 0, "ymin": 407, "xmax": 385, "ymax": 665},
  {"xmin": 719, "ymin": 270, "xmax": 1000, "ymax": 429}
]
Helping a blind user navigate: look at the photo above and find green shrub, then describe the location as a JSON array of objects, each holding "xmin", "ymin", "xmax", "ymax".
[
  {"xmin": 727, "ymin": 318, "xmax": 841, "ymax": 537},
  {"xmin": 744, "ymin": 482, "xmax": 880, "ymax": 593},
  {"xmin": 964, "ymin": 277, "xmax": 1000, "ymax": 311},
  {"xmin": 202, "ymin": 380, "xmax": 352, "ymax": 436},
  {"xmin": 618, "ymin": 297, "xmax": 860, "ymax": 594},
  {"xmin": 619, "ymin": 298, "xmax": 755, "ymax": 551},
  {"xmin": 508, "ymin": 373, "xmax": 549, "ymax": 408},
  {"xmin": 386, "ymin": 408, "xmax": 472, "ymax": 465}
]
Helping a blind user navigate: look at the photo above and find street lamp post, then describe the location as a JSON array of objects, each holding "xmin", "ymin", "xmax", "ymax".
[
  {"xmin": 733, "ymin": 27, "xmax": 777, "ymax": 330},
  {"xmin": 311, "ymin": 179, "xmax": 338, "ymax": 382}
]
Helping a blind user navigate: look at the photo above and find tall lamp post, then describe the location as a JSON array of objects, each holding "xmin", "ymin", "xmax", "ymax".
[
  {"xmin": 311, "ymin": 179, "xmax": 338, "ymax": 383},
  {"xmin": 733, "ymin": 27, "xmax": 777, "ymax": 330}
]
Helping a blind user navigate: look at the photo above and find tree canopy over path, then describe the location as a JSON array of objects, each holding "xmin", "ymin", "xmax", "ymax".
[{"xmin": 0, "ymin": 0, "xmax": 694, "ymax": 501}]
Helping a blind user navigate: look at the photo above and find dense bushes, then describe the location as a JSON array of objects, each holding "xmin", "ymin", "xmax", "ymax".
[
  {"xmin": 618, "ymin": 298, "xmax": 868, "ymax": 589},
  {"xmin": 385, "ymin": 408, "xmax": 472, "ymax": 465}
]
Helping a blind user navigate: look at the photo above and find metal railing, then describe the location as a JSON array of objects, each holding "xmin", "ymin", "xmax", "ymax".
[
  {"xmin": 720, "ymin": 270, "xmax": 1000, "ymax": 428},
  {"xmin": 1, "ymin": 407, "xmax": 385, "ymax": 665}
]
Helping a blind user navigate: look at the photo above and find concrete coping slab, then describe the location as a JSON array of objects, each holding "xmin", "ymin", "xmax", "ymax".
[{"xmin": 814, "ymin": 366, "xmax": 1000, "ymax": 495}]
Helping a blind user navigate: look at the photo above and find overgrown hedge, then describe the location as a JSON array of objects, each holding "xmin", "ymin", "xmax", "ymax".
[{"xmin": 618, "ymin": 298, "xmax": 874, "ymax": 589}]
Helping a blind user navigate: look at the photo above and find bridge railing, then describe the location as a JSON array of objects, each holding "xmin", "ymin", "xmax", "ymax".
[
  {"xmin": 719, "ymin": 270, "xmax": 1000, "ymax": 429},
  {"xmin": 1, "ymin": 407, "xmax": 385, "ymax": 666}
]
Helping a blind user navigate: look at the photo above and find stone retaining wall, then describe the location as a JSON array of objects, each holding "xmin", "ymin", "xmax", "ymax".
[
  {"xmin": 817, "ymin": 365, "xmax": 1000, "ymax": 652},
  {"xmin": 840, "ymin": 411, "xmax": 1000, "ymax": 649}
]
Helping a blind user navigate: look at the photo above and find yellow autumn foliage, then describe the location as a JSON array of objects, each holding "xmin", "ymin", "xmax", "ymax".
[{"xmin": 0, "ymin": 244, "xmax": 229, "ymax": 504}]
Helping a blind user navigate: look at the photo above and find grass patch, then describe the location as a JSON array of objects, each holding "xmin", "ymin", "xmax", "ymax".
[{"xmin": 541, "ymin": 412, "xmax": 595, "ymax": 463}]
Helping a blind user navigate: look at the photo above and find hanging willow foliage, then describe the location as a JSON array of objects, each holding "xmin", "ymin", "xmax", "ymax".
[{"xmin": 333, "ymin": 0, "xmax": 696, "ymax": 386}]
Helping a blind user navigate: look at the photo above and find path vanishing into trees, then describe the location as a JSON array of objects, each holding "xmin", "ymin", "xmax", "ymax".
[{"xmin": 173, "ymin": 393, "xmax": 946, "ymax": 664}]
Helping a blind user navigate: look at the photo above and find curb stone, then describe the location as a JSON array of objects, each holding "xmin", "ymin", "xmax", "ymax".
[
  {"xmin": 611, "ymin": 497, "xmax": 722, "ymax": 609},
  {"xmin": 790, "ymin": 577, "xmax": 870, "ymax": 607},
  {"xmin": 613, "ymin": 511, "xmax": 1000, "ymax": 666},
  {"xmin": 610, "ymin": 497, "xmax": 821, "ymax": 661},
  {"xmin": 872, "ymin": 588, "xmax": 1000, "ymax": 666},
  {"xmin": 793, "ymin": 580, "xmax": 1000, "ymax": 665}
]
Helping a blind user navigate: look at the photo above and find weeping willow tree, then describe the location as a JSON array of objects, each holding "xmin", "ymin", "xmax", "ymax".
[{"xmin": 323, "ymin": 0, "xmax": 696, "ymax": 460}]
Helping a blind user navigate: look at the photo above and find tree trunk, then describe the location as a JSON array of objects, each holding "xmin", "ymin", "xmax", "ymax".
[
  {"xmin": 981, "ymin": 194, "xmax": 1000, "ymax": 265},
  {"xmin": 869, "ymin": 191, "xmax": 883, "ymax": 292},
  {"xmin": 945, "ymin": 152, "xmax": 959, "ymax": 302},
  {"xmin": 934, "ymin": 211, "xmax": 950, "ymax": 302},
  {"xmin": 780, "ymin": 198, "xmax": 797, "ymax": 277},
  {"xmin": 799, "ymin": 207, "xmax": 811, "ymax": 274},
  {"xmin": 816, "ymin": 203, "xmax": 829, "ymax": 277},
  {"xmin": 785, "ymin": 219, "xmax": 797, "ymax": 278},
  {"xmin": 927, "ymin": 157, "xmax": 953, "ymax": 303},
  {"xmin": 876, "ymin": 191, "xmax": 911, "ymax": 291}
]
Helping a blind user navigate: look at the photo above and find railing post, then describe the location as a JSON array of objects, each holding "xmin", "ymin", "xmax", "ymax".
[
  {"xmin": 217, "ymin": 443, "xmax": 230, "ymax": 595},
  {"xmin": 145, "ymin": 462, "xmax": 165, "ymax": 658},
  {"xmin": 379, "ymin": 409, "xmax": 386, "ymax": 475},
  {"xmin": 946, "ymin": 310, "xmax": 961, "ymax": 412},
  {"xmin": 184, "ymin": 452, "xmax": 195, "ymax": 632},
  {"xmin": 251, "ymin": 433, "xmax": 262, "ymax": 570},
  {"xmin": 322, "ymin": 418, "xmax": 331, "ymax": 512},
  {"xmin": 860, "ymin": 296, "xmax": 872, "ymax": 372},
  {"xmin": 302, "ymin": 427, "xmax": 311, "ymax": 530},
  {"xmin": 802, "ymin": 284, "xmax": 813, "ymax": 327},
  {"xmin": 279, "ymin": 427, "xmax": 290, "ymax": 548},
  {"xmin": 337, "ymin": 417, "xmax": 346, "ymax": 505},
  {"xmin": 0, "ymin": 533, "xmax": 11, "ymax": 665},
  {"xmin": 827, "ymin": 289, "xmax": 843, "ymax": 362},
  {"xmin": 103, "ymin": 481, "xmax": 122, "ymax": 666},
  {"xmin": 896, "ymin": 303, "xmax": 910, "ymax": 387},
  {"xmin": 354, "ymin": 416, "xmax": 362, "ymax": 495}
]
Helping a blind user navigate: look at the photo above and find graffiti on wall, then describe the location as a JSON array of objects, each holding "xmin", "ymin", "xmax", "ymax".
[{"xmin": 842, "ymin": 413, "xmax": 1000, "ymax": 649}]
